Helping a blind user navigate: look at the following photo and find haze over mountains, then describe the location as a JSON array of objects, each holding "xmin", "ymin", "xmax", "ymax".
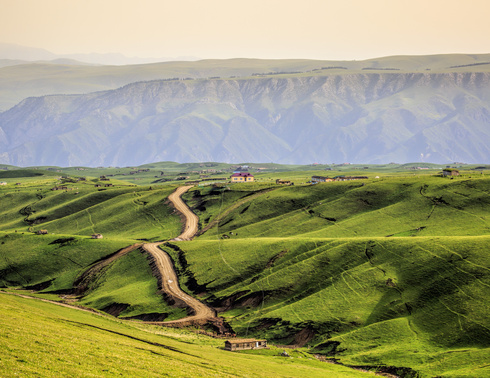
[
  {"xmin": 0, "ymin": 43, "xmax": 198, "ymax": 67},
  {"xmin": 1, "ymin": 49, "xmax": 490, "ymax": 166}
]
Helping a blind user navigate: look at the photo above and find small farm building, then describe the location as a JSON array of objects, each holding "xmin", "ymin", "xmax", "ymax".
[
  {"xmin": 312, "ymin": 175, "xmax": 368, "ymax": 184},
  {"xmin": 91, "ymin": 233, "xmax": 103, "ymax": 239},
  {"xmin": 333, "ymin": 176, "xmax": 368, "ymax": 181},
  {"xmin": 231, "ymin": 172, "xmax": 254, "ymax": 182},
  {"xmin": 224, "ymin": 339, "xmax": 267, "ymax": 351},
  {"xmin": 276, "ymin": 179, "xmax": 292, "ymax": 185},
  {"xmin": 442, "ymin": 169, "xmax": 460, "ymax": 176},
  {"xmin": 311, "ymin": 176, "xmax": 334, "ymax": 183},
  {"xmin": 37, "ymin": 230, "xmax": 48, "ymax": 235}
]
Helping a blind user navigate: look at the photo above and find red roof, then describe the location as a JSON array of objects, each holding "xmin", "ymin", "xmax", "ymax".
[{"xmin": 231, "ymin": 172, "xmax": 254, "ymax": 177}]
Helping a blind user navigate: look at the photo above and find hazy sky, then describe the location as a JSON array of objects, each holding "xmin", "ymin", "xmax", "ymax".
[{"xmin": 1, "ymin": 0, "xmax": 489, "ymax": 60}]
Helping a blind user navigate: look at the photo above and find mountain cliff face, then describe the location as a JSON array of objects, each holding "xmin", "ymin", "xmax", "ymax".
[{"xmin": 1, "ymin": 72, "xmax": 490, "ymax": 166}]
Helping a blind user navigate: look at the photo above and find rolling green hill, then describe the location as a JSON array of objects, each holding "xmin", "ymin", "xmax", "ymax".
[
  {"xmin": 0, "ymin": 178, "xmax": 181, "ymax": 240},
  {"xmin": 169, "ymin": 174, "xmax": 490, "ymax": 377},
  {"xmin": 191, "ymin": 176, "xmax": 490, "ymax": 238},
  {"xmin": 1, "ymin": 167, "xmax": 489, "ymax": 376}
]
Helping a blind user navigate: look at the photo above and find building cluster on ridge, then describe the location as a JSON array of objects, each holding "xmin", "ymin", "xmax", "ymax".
[{"xmin": 311, "ymin": 175, "xmax": 368, "ymax": 184}]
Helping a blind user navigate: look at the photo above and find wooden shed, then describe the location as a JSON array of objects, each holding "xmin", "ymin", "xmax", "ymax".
[
  {"xmin": 224, "ymin": 338, "xmax": 267, "ymax": 351},
  {"xmin": 311, "ymin": 176, "xmax": 333, "ymax": 183},
  {"xmin": 442, "ymin": 169, "xmax": 460, "ymax": 176},
  {"xmin": 276, "ymin": 179, "xmax": 292, "ymax": 185}
]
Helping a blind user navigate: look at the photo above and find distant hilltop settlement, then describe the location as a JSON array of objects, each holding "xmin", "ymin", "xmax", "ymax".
[{"xmin": 311, "ymin": 175, "xmax": 368, "ymax": 184}]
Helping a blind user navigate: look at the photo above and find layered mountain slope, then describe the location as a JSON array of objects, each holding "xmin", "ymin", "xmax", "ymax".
[
  {"xmin": 1, "ymin": 53, "xmax": 490, "ymax": 111},
  {"xmin": 1, "ymin": 72, "xmax": 490, "ymax": 166}
]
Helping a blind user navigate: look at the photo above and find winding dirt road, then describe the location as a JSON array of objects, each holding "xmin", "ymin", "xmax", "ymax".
[
  {"xmin": 8, "ymin": 185, "xmax": 220, "ymax": 330},
  {"xmin": 142, "ymin": 185, "xmax": 218, "ymax": 327}
]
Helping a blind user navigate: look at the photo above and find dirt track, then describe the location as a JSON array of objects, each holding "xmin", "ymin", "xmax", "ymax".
[
  {"xmin": 142, "ymin": 242, "xmax": 216, "ymax": 326},
  {"xmin": 168, "ymin": 185, "xmax": 199, "ymax": 241},
  {"xmin": 142, "ymin": 186, "xmax": 218, "ymax": 327}
]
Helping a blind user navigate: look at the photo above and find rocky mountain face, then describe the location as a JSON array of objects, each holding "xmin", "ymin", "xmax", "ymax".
[{"xmin": 1, "ymin": 72, "xmax": 489, "ymax": 166}]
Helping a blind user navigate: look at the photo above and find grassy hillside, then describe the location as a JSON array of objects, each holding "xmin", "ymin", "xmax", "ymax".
[
  {"xmin": 0, "ymin": 170, "xmax": 184, "ymax": 318},
  {"xmin": 0, "ymin": 293, "xmax": 367, "ymax": 377},
  {"xmin": 189, "ymin": 175, "xmax": 490, "ymax": 239},
  {"xmin": 1, "ymin": 167, "xmax": 489, "ymax": 376},
  {"xmin": 172, "ymin": 236, "xmax": 490, "ymax": 376},
  {"xmin": 0, "ymin": 232, "xmax": 130, "ymax": 291},
  {"xmin": 171, "ymin": 174, "xmax": 490, "ymax": 377},
  {"xmin": 0, "ymin": 179, "xmax": 182, "ymax": 240},
  {"xmin": 77, "ymin": 249, "xmax": 187, "ymax": 320}
]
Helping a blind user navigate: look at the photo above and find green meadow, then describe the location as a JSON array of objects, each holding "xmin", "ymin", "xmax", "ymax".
[
  {"xmin": 0, "ymin": 294, "xmax": 365, "ymax": 377},
  {"xmin": 174, "ymin": 236, "xmax": 490, "ymax": 377},
  {"xmin": 175, "ymin": 173, "xmax": 490, "ymax": 377},
  {"xmin": 0, "ymin": 173, "xmax": 182, "ymax": 240},
  {"xmin": 1, "ymin": 165, "xmax": 489, "ymax": 377},
  {"xmin": 0, "ymin": 232, "xmax": 129, "ymax": 291}
]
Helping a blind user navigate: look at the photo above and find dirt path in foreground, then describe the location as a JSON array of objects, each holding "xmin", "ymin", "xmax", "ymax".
[
  {"xmin": 142, "ymin": 242, "xmax": 216, "ymax": 326},
  {"xmin": 168, "ymin": 185, "xmax": 199, "ymax": 241}
]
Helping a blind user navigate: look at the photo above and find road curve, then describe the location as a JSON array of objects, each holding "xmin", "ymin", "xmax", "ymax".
[
  {"xmin": 142, "ymin": 242, "xmax": 216, "ymax": 325},
  {"xmin": 168, "ymin": 185, "xmax": 199, "ymax": 241}
]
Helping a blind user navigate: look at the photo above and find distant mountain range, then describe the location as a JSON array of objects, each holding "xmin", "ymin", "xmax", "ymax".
[
  {"xmin": 0, "ymin": 43, "xmax": 199, "ymax": 67},
  {"xmin": 0, "ymin": 52, "xmax": 490, "ymax": 166}
]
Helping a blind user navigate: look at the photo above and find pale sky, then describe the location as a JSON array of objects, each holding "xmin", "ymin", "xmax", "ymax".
[{"xmin": 1, "ymin": 0, "xmax": 489, "ymax": 60}]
